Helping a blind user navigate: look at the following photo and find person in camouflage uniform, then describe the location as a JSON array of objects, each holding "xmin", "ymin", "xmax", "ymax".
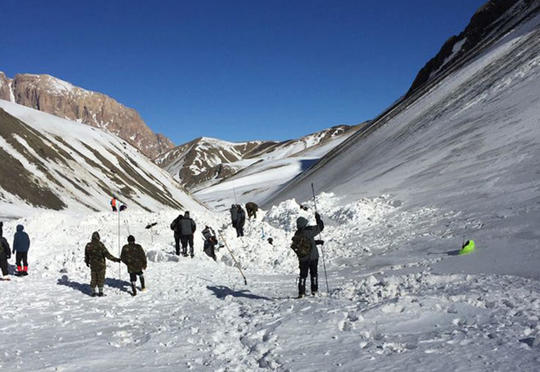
[
  {"xmin": 245, "ymin": 202, "xmax": 258, "ymax": 219},
  {"xmin": 84, "ymin": 231, "xmax": 120, "ymax": 297},
  {"xmin": 120, "ymin": 235, "xmax": 147, "ymax": 296}
]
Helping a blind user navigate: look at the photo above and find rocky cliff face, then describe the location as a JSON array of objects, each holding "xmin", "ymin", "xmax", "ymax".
[
  {"xmin": 0, "ymin": 73, "xmax": 174, "ymax": 159},
  {"xmin": 407, "ymin": 0, "xmax": 535, "ymax": 96}
]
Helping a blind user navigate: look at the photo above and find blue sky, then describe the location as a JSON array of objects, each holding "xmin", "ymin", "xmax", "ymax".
[{"xmin": 1, "ymin": 0, "xmax": 486, "ymax": 145}]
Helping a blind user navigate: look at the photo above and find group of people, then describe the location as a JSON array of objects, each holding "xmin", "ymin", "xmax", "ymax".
[
  {"xmin": 2, "ymin": 198, "xmax": 325, "ymax": 299},
  {"xmin": 0, "ymin": 222, "xmax": 31, "ymax": 280}
]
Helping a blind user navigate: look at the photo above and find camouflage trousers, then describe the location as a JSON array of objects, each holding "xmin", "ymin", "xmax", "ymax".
[{"xmin": 90, "ymin": 268, "xmax": 106, "ymax": 288}]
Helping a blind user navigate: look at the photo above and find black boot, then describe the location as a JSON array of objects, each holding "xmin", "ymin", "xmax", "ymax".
[
  {"xmin": 131, "ymin": 281, "xmax": 137, "ymax": 296},
  {"xmin": 140, "ymin": 276, "xmax": 146, "ymax": 291},
  {"xmin": 311, "ymin": 276, "xmax": 318, "ymax": 295},
  {"xmin": 298, "ymin": 278, "xmax": 306, "ymax": 298}
]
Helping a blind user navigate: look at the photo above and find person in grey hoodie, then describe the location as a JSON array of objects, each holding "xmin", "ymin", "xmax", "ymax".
[
  {"xmin": 12, "ymin": 225, "xmax": 30, "ymax": 276},
  {"xmin": 294, "ymin": 213, "xmax": 324, "ymax": 297}
]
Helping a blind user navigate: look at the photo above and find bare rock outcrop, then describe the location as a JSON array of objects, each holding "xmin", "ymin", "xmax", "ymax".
[{"xmin": 1, "ymin": 72, "xmax": 174, "ymax": 158}]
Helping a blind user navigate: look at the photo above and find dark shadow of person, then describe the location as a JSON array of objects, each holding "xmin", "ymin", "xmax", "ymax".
[{"xmin": 207, "ymin": 285, "xmax": 271, "ymax": 301}]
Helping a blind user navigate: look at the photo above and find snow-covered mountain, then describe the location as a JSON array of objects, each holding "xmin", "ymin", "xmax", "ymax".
[
  {"xmin": 156, "ymin": 125, "xmax": 361, "ymax": 192},
  {"xmin": 0, "ymin": 99, "xmax": 202, "ymax": 218},
  {"xmin": 265, "ymin": 1, "xmax": 540, "ymax": 276},
  {"xmin": 0, "ymin": 73, "xmax": 174, "ymax": 159}
]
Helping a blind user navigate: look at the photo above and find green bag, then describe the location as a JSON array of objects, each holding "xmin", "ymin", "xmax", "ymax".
[{"xmin": 291, "ymin": 231, "xmax": 311, "ymax": 259}]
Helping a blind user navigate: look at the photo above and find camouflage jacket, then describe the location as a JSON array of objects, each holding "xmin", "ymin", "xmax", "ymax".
[
  {"xmin": 84, "ymin": 233, "xmax": 119, "ymax": 270},
  {"xmin": 120, "ymin": 243, "xmax": 147, "ymax": 273}
]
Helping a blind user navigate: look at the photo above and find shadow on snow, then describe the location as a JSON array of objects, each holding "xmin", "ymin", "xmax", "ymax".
[
  {"xmin": 57, "ymin": 274, "xmax": 131, "ymax": 296},
  {"xmin": 207, "ymin": 285, "xmax": 272, "ymax": 301}
]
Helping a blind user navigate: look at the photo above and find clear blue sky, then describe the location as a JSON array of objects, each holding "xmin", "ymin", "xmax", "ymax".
[{"xmin": 1, "ymin": 0, "xmax": 486, "ymax": 145}]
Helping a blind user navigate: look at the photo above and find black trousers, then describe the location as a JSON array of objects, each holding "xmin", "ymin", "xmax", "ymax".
[
  {"xmin": 16, "ymin": 252, "xmax": 28, "ymax": 267},
  {"xmin": 203, "ymin": 240, "xmax": 216, "ymax": 261},
  {"xmin": 0, "ymin": 257, "xmax": 8, "ymax": 276},
  {"xmin": 129, "ymin": 271, "xmax": 145, "ymax": 289},
  {"xmin": 299, "ymin": 259, "xmax": 318, "ymax": 295},
  {"xmin": 235, "ymin": 225, "xmax": 244, "ymax": 237},
  {"xmin": 174, "ymin": 234, "xmax": 181, "ymax": 255},
  {"xmin": 180, "ymin": 234, "xmax": 194, "ymax": 255}
]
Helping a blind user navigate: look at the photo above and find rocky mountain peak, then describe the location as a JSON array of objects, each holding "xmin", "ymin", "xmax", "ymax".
[{"xmin": 0, "ymin": 72, "xmax": 174, "ymax": 159}]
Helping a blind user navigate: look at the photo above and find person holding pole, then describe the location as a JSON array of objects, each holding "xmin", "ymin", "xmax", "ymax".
[
  {"xmin": 292, "ymin": 213, "xmax": 324, "ymax": 298},
  {"xmin": 120, "ymin": 235, "xmax": 147, "ymax": 296}
]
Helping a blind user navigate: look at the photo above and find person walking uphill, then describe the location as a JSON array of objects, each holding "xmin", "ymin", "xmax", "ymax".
[
  {"xmin": 13, "ymin": 225, "xmax": 30, "ymax": 276},
  {"xmin": 202, "ymin": 226, "xmax": 218, "ymax": 261},
  {"xmin": 291, "ymin": 213, "xmax": 324, "ymax": 298},
  {"xmin": 120, "ymin": 235, "xmax": 147, "ymax": 296},
  {"xmin": 179, "ymin": 211, "xmax": 196, "ymax": 257},
  {"xmin": 84, "ymin": 232, "xmax": 120, "ymax": 297},
  {"xmin": 170, "ymin": 214, "xmax": 184, "ymax": 256},
  {"xmin": 0, "ymin": 223, "xmax": 11, "ymax": 280}
]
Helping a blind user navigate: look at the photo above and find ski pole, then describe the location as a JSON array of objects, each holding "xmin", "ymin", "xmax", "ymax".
[
  {"xmin": 217, "ymin": 230, "xmax": 248, "ymax": 285},
  {"xmin": 311, "ymin": 183, "xmax": 330, "ymax": 293}
]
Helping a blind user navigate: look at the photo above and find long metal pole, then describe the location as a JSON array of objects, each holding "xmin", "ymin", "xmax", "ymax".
[
  {"xmin": 217, "ymin": 230, "xmax": 248, "ymax": 285},
  {"xmin": 311, "ymin": 183, "xmax": 330, "ymax": 293}
]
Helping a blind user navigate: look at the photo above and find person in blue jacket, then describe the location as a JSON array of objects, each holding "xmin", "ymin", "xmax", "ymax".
[{"xmin": 13, "ymin": 225, "xmax": 30, "ymax": 276}]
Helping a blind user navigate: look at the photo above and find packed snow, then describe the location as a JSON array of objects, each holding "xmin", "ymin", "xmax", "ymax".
[{"xmin": 1, "ymin": 192, "xmax": 539, "ymax": 370}]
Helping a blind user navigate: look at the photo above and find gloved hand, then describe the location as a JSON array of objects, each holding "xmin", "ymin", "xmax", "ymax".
[
  {"xmin": 315, "ymin": 240, "xmax": 324, "ymax": 245},
  {"xmin": 315, "ymin": 212, "xmax": 321, "ymax": 221},
  {"xmin": 85, "ymin": 262, "xmax": 89, "ymax": 267}
]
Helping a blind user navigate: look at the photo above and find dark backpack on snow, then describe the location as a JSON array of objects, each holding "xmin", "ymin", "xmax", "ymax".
[{"xmin": 291, "ymin": 231, "xmax": 311, "ymax": 259}]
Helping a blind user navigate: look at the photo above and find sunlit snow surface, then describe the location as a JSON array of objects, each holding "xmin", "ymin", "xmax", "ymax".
[{"xmin": 1, "ymin": 9, "xmax": 540, "ymax": 372}]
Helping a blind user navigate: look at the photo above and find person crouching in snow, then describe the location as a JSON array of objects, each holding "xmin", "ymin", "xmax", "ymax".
[
  {"xmin": 84, "ymin": 232, "xmax": 120, "ymax": 297},
  {"xmin": 120, "ymin": 235, "xmax": 147, "ymax": 296},
  {"xmin": 13, "ymin": 225, "xmax": 30, "ymax": 276},
  {"xmin": 0, "ymin": 223, "xmax": 11, "ymax": 280},
  {"xmin": 202, "ymin": 226, "xmax": 218, "ymax": 261}
]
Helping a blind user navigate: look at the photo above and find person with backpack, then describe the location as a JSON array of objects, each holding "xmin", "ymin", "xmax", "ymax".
[
  {"xmin": 235, "ymin": 205, "xmax": 246, "ymax": 237},
  {"xmin": 245, "ymin": 202, "xmax": 258, "ymax": 219},
  {"xmin": 0, "ymin": 223, "xmax": 11, "ymax": 280},
  {"xmin": 291, "ymin": 213, "xmax": 324, "ymax": 298},
  {"xmin": 179, "ymin": 211, "xmax": 196, "ymax": 257},
  {"xmin": 170, "ymin": 214, "xmax": 184, "ymax": 256},
  {"xmin": 84, "ymin": 232, "xmax": 121, "ymax": 297},
  {"xmin": 13, "ymin": 225, "xmax": 30, "ymax": 276},
  {"xmin": 120, "ymin": 235, "xmax": 147, "ymax": 296},
  {"xmin": 202, "ymin": 226, "xmax": 218, "ymax": 261}
]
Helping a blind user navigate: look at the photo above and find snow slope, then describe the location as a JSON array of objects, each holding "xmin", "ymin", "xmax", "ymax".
[{"xmin": 0, "ymin": 99, "xmax": 202, "ymax": 218}]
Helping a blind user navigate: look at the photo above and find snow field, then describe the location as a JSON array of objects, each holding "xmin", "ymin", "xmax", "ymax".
[{"xmin": 2, "ymin": 192, "xmax": 539, "ymax": 370}]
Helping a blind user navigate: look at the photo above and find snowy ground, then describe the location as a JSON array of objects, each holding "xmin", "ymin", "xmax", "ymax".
[{"xmin": 1, "ymin": 193, "xmax": 539, "ymax": 371}]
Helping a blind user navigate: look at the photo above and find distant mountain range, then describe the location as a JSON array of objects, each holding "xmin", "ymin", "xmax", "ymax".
[
  {"xmin": 0, "ymin": 73, "xmax": 173, "ymax": 159},
  {"xmin": 155, "ymin": 125, "xmax": 363, "ymax": 192}
]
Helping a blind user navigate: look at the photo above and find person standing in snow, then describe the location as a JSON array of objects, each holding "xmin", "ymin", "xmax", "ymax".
[
  {"xmin": 84, "ymin": 232, "xmax": 120, "ymax": 297},
  {"xmin": 120, "ymin": 235, "xmax": 147, "ymax": 296},
  {"xmin": 0, "ymin": 223, "xmax": 11, "ymax": 280},
  {"xmin": 12, "ymin": 225, "xmax": 30, "ymax": 276},
  {"xmin": 245, "ymin": 202, "xmax": 258, "ymax": 219},
  {"xmin": 178, "ymin": 211, "xmax": 196, "ymax": 257},
  {"xmin": 202, "ymin": 225, "xmax": 218, "ymax": 261},
  {"xmin": 110, "ymin": 197, "xmax": 118, "ymax": 212},
  {"xmin": 292, "ymin": 213, "xmax": 324, "ymax": 298},
  {"xmin": 170, "ymin": 213, "xmax": 184, "ymax": 256},
  {"xmin": 230, "ymin": 204, "xmax": 246, "ymax": 237}
]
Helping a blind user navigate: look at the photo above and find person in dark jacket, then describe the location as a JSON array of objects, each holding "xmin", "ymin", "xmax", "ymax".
[
  {"xmin": 230, "ymin": 204, "xmax": 246, "ymax": 237},
  {"xmin": 179, "ymin": 211, "xmax": 196, "ymax": 257},
  {"xmin": 202, "ymin": 226, "xmax": 218, "ymax": 261},
  {"xmin": 120, "ymin": 235, "xmax": 147, "ymax": 296},
  {"xmin": 295, "ymin": 213, "xmax": 324, "ymax": 297},
  {"xmin": 84, "ymin": 232, "xmax": 120, "ymax": 297},
  {"xmin": 245, "ymin": 202, "xmax": 258, "ymax": 219},
  {"xmin": 0, "ymin": 223, "xmax": 11, "ymax": 280},
  {"xmin": 12, "ymin": 225, "xmax": 30, "ymax": 276},
  {"xmin": 170, "ymin": 214, "xmax": 184, "ymax": 256}
]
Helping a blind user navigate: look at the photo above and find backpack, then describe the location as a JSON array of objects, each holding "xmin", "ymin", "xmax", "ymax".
[
  {"xmin": 290, "ymin": 231, "xmax": 311, "ymax": 259},
  {"xmin": 170, "ymin": 217, "xmax": 181, "ymax": 232}
]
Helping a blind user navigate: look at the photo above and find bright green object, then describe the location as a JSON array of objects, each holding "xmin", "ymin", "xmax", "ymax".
[{"xmin": 459, "ymin": 240, "xmax": 476, "ymax": 255}]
